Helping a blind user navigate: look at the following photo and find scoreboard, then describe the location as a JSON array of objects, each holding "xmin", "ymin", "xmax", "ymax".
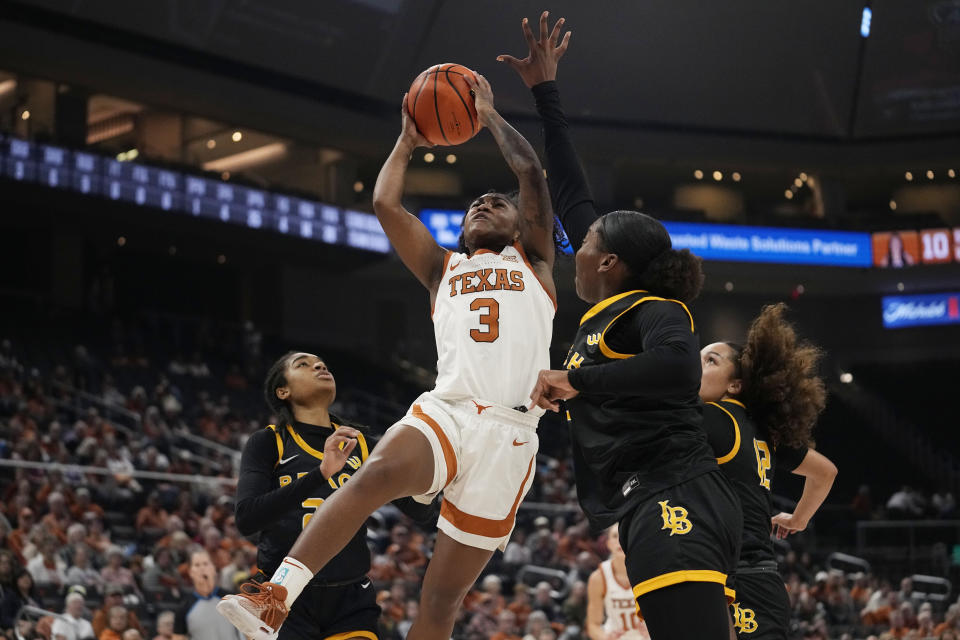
[
  {"xmin": 872, "ymin": 229, "xmax": 960, "ymax": 268},
  {"xmin": 1, "ymin": 135, "xmax": 390, "ymax": 254}
]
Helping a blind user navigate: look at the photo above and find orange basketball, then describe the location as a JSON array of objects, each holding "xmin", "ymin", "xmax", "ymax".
[{"xmin": 407, "ymin": 63, "xmax": 480, "ymax": 146}]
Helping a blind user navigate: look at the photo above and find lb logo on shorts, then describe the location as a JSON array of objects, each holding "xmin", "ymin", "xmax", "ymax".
[
  {"xmin": 586, "ymin": 332, "xmax": 601, "ymax": 346},
  {"xmin": 733, "ymin": 602, "xmax": 758, "ymax": 633},
  {"xmin": 658, "ymin": 500, "xmax": 692, "ymax": 536}
]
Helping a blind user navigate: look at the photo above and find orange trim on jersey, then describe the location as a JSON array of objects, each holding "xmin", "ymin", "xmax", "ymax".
[
  {"xmin": 512, "ymin": 242, "xmax": 557, "ymax": 310},
  {"xmin": 323, "ymin": 631, "xmax": 378, "ymax": 640},
  {"xmin": 722, "ymin": 398, "xmax": 746, "ymax": 409},
  {"xmin": 431, "ymin": 251, "xmax": 453, "ymax": 318},
  {"xmin": 411, "ymin": 404, "xmax": 457, "ymax": 488},
  {"xmin": 440, "ymin": 456, "xmax": 534, "ymax": 538}
]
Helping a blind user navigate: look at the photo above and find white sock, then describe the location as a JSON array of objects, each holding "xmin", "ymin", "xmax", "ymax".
[{"xmin": 270, "ymin": 557, "xmax": 312, "ymax": 608}]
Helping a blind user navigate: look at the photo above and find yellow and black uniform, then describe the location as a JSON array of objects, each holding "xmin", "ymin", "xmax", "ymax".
[
  {"xmin": 703, "ymin": 400, "xmax": 808, "ymax": 639},
  {"xmin": 533, "ymin": 78, "xmax": 742, "ymax": 639},
  {"xmin": 564, "ymin": 292, "xmax": 741, "ymax": 604},
  {"xmin": 235, "ymin": 418, "xmax": 438, "ymax": 640}
]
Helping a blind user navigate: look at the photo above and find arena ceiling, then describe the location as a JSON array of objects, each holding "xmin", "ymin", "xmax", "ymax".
[{"xmin": 1, "ymin": 0, "xmax": 959, "ymax": 202}]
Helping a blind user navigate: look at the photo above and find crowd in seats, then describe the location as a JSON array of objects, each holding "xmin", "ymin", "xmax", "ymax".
[{"xmin": 0, "ymin": 332, "xmax": 957, "ymax": 640}]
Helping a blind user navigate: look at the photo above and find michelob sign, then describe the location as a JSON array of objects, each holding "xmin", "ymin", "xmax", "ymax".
[{"xmin": 882, "ymin": 293, "xmax": 960, "ymax": 329}]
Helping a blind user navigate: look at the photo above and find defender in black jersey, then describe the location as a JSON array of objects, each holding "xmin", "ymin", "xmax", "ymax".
[
  {"xmin": 699, "ymin": 304, "xmax": 838, "ymax": 639},
  {"xmin": 231, "ymin": 351, "xmax": 437, "ymax": 640},
  {"xmin": 502, "ymin": 13, "xmax": 741, "ymax": 640}
]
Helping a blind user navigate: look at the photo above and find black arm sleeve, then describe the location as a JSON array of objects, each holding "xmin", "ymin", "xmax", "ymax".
[
  {"xmin": 567, "ymin": 301, "xmax": 701, "ymax": 397},
  {"xmin": 702, "ymin": 404, "xmax": 738, "ymax": 461},
  {"xmin": 234, "ymin": 430, "xmax": 329, "ymax": 536},
  {"xmin": 531, "ymin": 81, "xmax": 598, "ymax": 251}
]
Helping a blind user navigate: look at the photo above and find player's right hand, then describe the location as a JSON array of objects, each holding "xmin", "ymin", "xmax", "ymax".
[
  {"xmin": 319, "ymin": 426, "xmax": 360, "ymax": 479},
  {"xmin": 496, "ymin": 11, "xmax": 572, "ymax": 88},
  {"xmin": 400, "ymin": 94, "xmax": 435, "ymax": 149}
]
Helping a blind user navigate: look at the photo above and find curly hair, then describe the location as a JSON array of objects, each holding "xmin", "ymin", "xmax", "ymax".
[
  {"xmin": 731, "ymin": 303, "xmax": 826, "ymax": 449},
  {"xmin": 457, "ymin": 190, "xmax": 569, "ymax": 255}
]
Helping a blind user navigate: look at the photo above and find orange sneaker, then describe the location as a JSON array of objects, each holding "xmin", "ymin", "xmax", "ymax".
[{"xmin": 216, "ymin": 581, "xmax": 288, "ymax": 640}]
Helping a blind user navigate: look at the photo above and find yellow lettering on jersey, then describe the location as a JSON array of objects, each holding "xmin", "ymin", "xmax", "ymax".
[
  {"xmin": 658, "ymin": 500, "xmax": 692, "ymax": 536},
  {"xmin": 301, "ymin": 497, "xmax": 324, "ymax": 529},
  {"xmin": 753, "ymin": 439, "xmax": 772, "ymax": 490},
  {"xmin": 566, "ymin": 352, "xmax": 584, "ymax": 369},
  {"xmin": 296, "ymin": 472, "xmax": 308, "ymax": 479},
  {"xmin": 337, "ymin": 472, "xmax": 351, "ymax": 487},
  {"xmin": 279, "ymin": 475, "xmax": 291, "ymax": 487},
  {"xmin": 586, "ymin": 332, "xmax": 601, "ymax": 346},
  {"xmin": 733, "ymin": 602, "xmax": 758, "ymax": 633},
  {"xmin": 346, "ymin": 456, "xmax": 361, "ymax": 470}
]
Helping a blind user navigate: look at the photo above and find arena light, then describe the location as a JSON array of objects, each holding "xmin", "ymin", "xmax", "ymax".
[
  {"xmin": 217, "ymin": 254, "xmax": 227, "ymax": 264},
  {"xmin": 840, "ymin": 372, "xmax": 854, "ymax": 384},
  {"xmin": 232, "ymin": 131, "xmax": 242, "ymax": 142},
  {"xmin": 424, "ymin": 152, "xmax": 435, "ymax": 163},
  {"xmin": 693, "ymin": 169, "xmax": 703, "ymax": 180},
  {"xmin": 117, "ymin": 236, "xmax": 126, "ymax": 246},
  {"xmin": 0, "ymin": 79, "xmax": 16, "ymax": 99},
  {"xmin": 794, "ymin": 178, "xmax": 803, "ymax": 187},
  {"xmin": 353, "ymin": 181, "xmax": 364, "ymax": 193},
  {"xmin": 206, "ymin": 139, "xmax": 216, "ymax": 150},
  {"xmin": 949, "ymin": 169, "xmax": 956, "ymax": 178},
  {"xmin": 905, "ymin": 171, "xmax": 913, "ymax": 181},
  {"xmin": 712, "ymin": 170, "xmax": 722, "ymax": 181},
  {"xmin": 724, "ymin": 281, "xmax": 734, "ymax": 292},
  {"xmin": 784, "ymin": 189, "xmax": 794, "ymax": 199},
  {"xmin": 889, "ymin": 200, "xmax": 897, "ymax": 210},
  {"xmin": 860, "ymin": 7, "xmax": 872, "ymax": 38},
  {"xmin": 926, "ymin": 170, "xmax": 934, "ymax": 180},
  {"xmin": 202, "ymin": 142, "xmax": 288, "ymax": 172},
  {"xmin": 446, "ymin": 154, "xmax": 457, "ymax": 164},
  {"xmin": 731, "ymin": 172, "xmax": 741, "ymax": 182},
  {"xmin": 896, "ymin": 282, "xmax": 904, "ymax": 291},
  {"xmin": 20, "ymin": 109, "xmax": 30, "ymax": 121},
  {"xmin": 799, "ymin": 172, "xmax": 808, "ymax": 181}
]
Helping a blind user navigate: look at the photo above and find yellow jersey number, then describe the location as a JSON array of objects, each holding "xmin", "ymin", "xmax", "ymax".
[{"xmin": 753, "ymin": 439, "xmax": 771, "ymax": 490}]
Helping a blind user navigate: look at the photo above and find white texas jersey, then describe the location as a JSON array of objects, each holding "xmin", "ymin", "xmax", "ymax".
[
  {"xmin": 601, "ymin": 560, "xmax": 650, "ymax": 640},
  {"xmin": 431, "ymin": 243, "xmax": 555, "ymax": 415}
]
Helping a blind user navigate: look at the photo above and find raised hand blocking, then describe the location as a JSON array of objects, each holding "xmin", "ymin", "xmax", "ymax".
[{"xmin": 497, "ymin": 11, "xmax": 572, "ymax": 88}]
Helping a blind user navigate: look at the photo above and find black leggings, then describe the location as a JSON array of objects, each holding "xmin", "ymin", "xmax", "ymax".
[{"xmin": 637, "ymin": 581, "xmax": 732, "ymax": 640}]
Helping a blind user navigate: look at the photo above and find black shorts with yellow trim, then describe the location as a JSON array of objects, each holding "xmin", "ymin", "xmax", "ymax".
[
  {"xmin": 729, "ymin": 567, "xmax": 790, "ymax": 639},
  {"xmin": 278, "ymin": 577, "xmax": 380, "ymax": 640},
  {"xmin": 619, "ymin": 469, "xmax": 741, "ymax": 607}
]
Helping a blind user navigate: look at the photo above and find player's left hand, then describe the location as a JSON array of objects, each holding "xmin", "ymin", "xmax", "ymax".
[
  {"xmin": 319, "ymin": 426, "xmax": 360, "ymax": 479},
  {"xmin": 771, "ymin": 512, "xmax": 807, "ymax": 539},
  {"xmin": 464, "ymin": 72, "xmax": 495, "ymax": 126},
  {"xmin": 529, "ymin": 369, "xmax": 578, "ymax": 412}
]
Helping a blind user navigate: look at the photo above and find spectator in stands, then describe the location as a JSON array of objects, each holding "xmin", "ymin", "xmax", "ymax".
[
  {"xmin": 8, "ymin": 509, "xmax": 36, "ymax": 565},
  {"xmin": 481, "ymin": 575, "xmax": 506, "ymax": 613},
  {"xmin": 851, "ymin": 485, "xmax": 873, "ymax": 520},
  {"xmin": 561, "ymin": 580, "xmax": 586, "ymax": 628},
  {"xmin": 465, "ymin": 595, "xmax": 500, "ymax": 638},
  {"xmin": 26, "ymin": 536, "xmax": 66, "ymax": 587},
  {"xmin": 82, "ymin": 515, "xmax": 111, "ymax": 558},
  {"xmin": 65, "ymin": 546, "xmax": 100, "ymax": 591},
  {"xmin": 174, "ymin": 548, "xmax": 240, "ymax": 640},
  {"xmin": 135, "ymin": 493, "xmax": 168, "ymax": 535},
  {"xmin": 121, "ymin": 630, "xmax": 142, "ymax": 640},
  {"xmin": 99, "ymin": 548, "xmax": 136, "ymax": 591},
  {"xmin": 98, "ymin": 606, "xmax": 131, "ymax": 640},
  {"xmin": 887, "ymin": 608, "xmax": 909, "ymax": 639},
  {"xmin": 0, "ymin": 551, "xmax": 17, "ymax": 594},
  {"xmin": 503, "ymin": 529, "xmax": 532, "ymax": 568},
  {"xmin": 62, "ymin": 523, "xmax": 89, "ymax": 567},
  {"xmin": 531, "ymin": 582, "xmax": 560, "ymax": 621},
  {"xmin": 507, "ymin": 583, "xmax": 532, "ymax": 629},
  {"xmin": 934, "ymin": 604, "xmax": 959, "ymax": 636},
  {"xmin": 491, "ymin": 609, "xmax": 523, "ymax": 640},
  {"xmin": 887, "ymin": 486, "xmax": 924, "ymax": 519},
  {"xmin": 150, "ymin": 611, "xmax": 185, "ymax": 640},
  {"xmin": 522, "ymin": 611, "xmax": 549, "ymax": 640},
  {"xmin": 50, "ymin": 591, "xmax": 95, "ymax": 640},
  {"xmin": 199, "ymin": 528, "xmax": 229, "ymax": 570},
  {"xmin": 933, "ymin": 488, "xmax": 956, "ymax": 518},
  {"xmin": 142, "ymin": 547, "xmax": 180, "ymax": 596},
  {"xmin": 0, "ymin": 569, "xmax": 38, "ymax": 630},
  {"xmin": 91, "ymin": 587, "xmax": 145, "ymax": 639}
]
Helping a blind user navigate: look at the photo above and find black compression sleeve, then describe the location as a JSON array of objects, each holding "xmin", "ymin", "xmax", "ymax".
[
  {"xmin": 567, "ymin": 301, "xmax": 700, "ymax": 397},
  {"xmin": 531, "ymin": 81, "xmax": 598, "ymax": 251},
  {"xmin": 234, "ymin": 429, "xmax": 328, "ymax": 536}
]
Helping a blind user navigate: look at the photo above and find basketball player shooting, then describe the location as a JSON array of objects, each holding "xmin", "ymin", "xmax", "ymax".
[{"xmin": 218, "ymin": 72, "xmax": 559, "ymax": 640}]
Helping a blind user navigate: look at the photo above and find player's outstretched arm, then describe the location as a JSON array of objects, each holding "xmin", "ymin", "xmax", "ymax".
[
  {"xmin": 772, "ymin": 449, "xmax": 837, "ymax": 538},
  {"xmin": 466, "ymin": 73, "xmax": 555, "ymax": 269},
  {"xmin": 372, "ymin": 96, "xmax": 448, "ymax": 291},
  {"xmin": 499, "ymin": 12, "xmax": 597, "ymax": 253}
]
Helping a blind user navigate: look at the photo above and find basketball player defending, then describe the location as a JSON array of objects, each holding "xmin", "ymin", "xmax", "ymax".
[
  {"xmin": 218, "ymin": 73, "xmax": 557, "ymax": 640},
  {"xmin": 587, "ymin": 527, "xmax": 650, "ymax": 640}
]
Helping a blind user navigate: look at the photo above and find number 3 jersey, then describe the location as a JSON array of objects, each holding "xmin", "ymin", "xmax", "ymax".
[
  {"xmin": 701, "ymin": 400, "xmax": 808, "ymax": 565},
  {"xmin": 431, "ymin": 243, "xmax": 555, "ymax": 415},
  {"xmin": 234, "ymin": 419, "xmax": 437, "ymax": 584}
]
